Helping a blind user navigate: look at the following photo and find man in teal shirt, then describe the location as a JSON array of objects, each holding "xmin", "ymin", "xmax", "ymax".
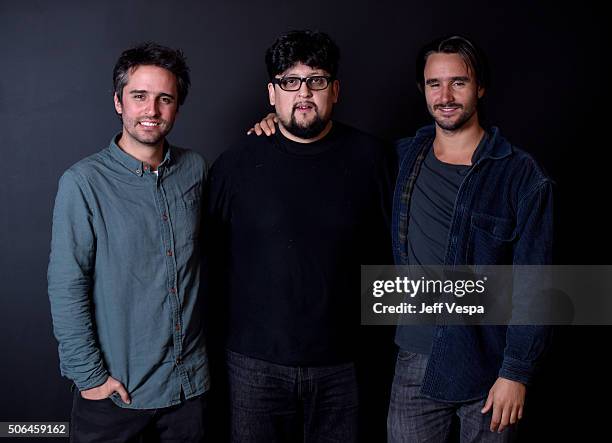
[{"xmin": 48, "ymin": 42, "xmax": 209, "ymax": 442}]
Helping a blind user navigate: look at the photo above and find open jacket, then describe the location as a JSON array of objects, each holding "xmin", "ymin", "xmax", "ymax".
[{"xmin": 393, "ymin": 125, "xmax": 553, "ymax": 401}]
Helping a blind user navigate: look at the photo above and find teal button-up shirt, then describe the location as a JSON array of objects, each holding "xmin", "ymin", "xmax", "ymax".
[{"xmin": 48, "ymin": 135, "xmax": 209, "ymax": 409}]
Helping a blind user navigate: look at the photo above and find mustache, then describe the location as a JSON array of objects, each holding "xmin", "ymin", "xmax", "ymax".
[
  {"xmin": 292, "ymin": 101, "xmax": 317, "ymax": 110},
  {"xmin": 434, "ymin": 103, "xmax": 463, "ymax": 110}
]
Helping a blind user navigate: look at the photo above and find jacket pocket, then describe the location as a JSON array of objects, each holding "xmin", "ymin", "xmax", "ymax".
[{"xmin": 466, "ymin": 213, "xmax": 516, "ymax": 264}]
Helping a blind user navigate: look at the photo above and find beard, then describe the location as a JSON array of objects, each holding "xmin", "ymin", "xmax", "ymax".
[
  {"xmin": 121, "ymin": 115, "xmax": 173, "ymax": 146},
  {"xmin": 429, "ymin": 102, "xmax": 477, "ymax": 131},
  {"xmin": 281, "ymin": 106, "xmax": 330, "ymax": 139}
]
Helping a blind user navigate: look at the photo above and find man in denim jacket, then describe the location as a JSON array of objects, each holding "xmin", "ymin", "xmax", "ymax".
[{"xmin": 387, "ymin": 35, "xmax": 553, "ymax": 442}]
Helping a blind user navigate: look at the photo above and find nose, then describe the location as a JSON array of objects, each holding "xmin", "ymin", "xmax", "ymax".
[
  {"xmin": 144, "ymin": 97, "xmax": 160, "ymax": 116},
  {"xmin": 298, "ymin": 80, "xmax": 313, "ymax": 98},
  {"xmin": 440, "ymin": 83, "xmax": 454, "ymax": 104}
]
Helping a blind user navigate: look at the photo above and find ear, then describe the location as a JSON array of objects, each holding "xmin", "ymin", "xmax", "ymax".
[
  {"xmin": 331, "ymin": 79, "xmax": 340, "ymax": 104},
  {"xmin": 477, "ymin": 86, "xmax": 485, "ymax": 99},
  {"xmin": 114, "ymin": 93, "xmax": 123, "ymax": 115},
  {"xmin": 267, "ymin": 83, "xmax": 276, "ymax": 106}
]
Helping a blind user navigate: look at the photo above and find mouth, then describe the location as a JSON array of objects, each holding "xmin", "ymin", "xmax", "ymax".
[
  {"xmin": 138, "ymin": 120, "xmax": 161, "ymax": 127},
  {"xmin": 293, "ymin": 102, "xmax": 316, "ymax": 112},
  {"xmin": 435, "ymin": 104, "xmax": 462, "ymax": 115}
]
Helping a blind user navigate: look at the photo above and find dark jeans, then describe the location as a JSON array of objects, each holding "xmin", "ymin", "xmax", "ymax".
[
  {"xmin": 226, "ymin": 349, "xmax": 359, "ymax": 443},
  {"xmin": 387, "ymin": 351, "xmax": 516, "ymax": 443},
  {"xmin": 70, "ymin": 388, "xmax": 208, "ymax": 443}
]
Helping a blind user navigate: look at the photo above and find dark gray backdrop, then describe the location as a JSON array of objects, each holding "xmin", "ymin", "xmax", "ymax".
[{"xmin": 0, "ymin": 0, "xmax": 607, "ymax": 441}]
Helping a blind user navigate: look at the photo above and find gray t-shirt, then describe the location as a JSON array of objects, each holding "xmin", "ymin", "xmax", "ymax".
[{"xmin": 395, "ymin": 135, "xmax": 487, "ymax": 354}]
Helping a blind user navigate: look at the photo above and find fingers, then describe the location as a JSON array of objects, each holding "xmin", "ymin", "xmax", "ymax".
[
  {"xmin": 262, "ymin": 113, "xmax": 277, "ymax": 135},
  {"xmin": 497, "ymin": 405, "xmax": 511, "ymax": 433},
  {"xmin": 481, "ymin": 392, "xmax": 493, "ymax": 414},
  {"xmin": 113, "ymin": 382, "xmax": 131, "ymax": 404},
  {"xmin": 247, "ymin": 113, "xmax": 278, "ymax": 136},
  {"xmin": 489, "ymin": 402, "xmax": 502, "ymax": 432},
  {"xmin": 483, "ymin": 378, "xmax": 526, "ymax": 433},
  {"xmin": 246, "ymin": 124, "xmax": 264, "ymax": 136},
  {"xmin": 79, "ymin": 377, "xmax": 110, "ymax": 400},
  {"xmin": 260, "ymin": 120, "xmax": 273, "ymax": 136},
  {"xmin": 80, "ymin": 377, "xmax": 131, "ymax": 404},
  {"xmin": 509, "ymin": 406, "xmax": 519, "ymax": 425},
  {"xmin": 488, "ymin": 402, "xmax": 523, "ymax": 433},
  {"xmin": 80, "ymin": 389, "xmax": 99, "ymax": 400}
]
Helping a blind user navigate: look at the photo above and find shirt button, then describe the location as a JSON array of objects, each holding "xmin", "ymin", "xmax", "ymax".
[
  {"xmin": 135, "ymin": 168, "xmax": 141, "ymax": 174},
  {"xmin": 162, "ymin": 213, "xmax": 168, "ymax": 221},
  {"xmin": 166, "ymin": 250, "xmax": 173, "ymax": 256},
  {"xmin": 175, "ymin": 358, "xmax": 181, "ymax": 365},
  {"xmin": 175, "ymin": 323, "xmax": 180, "ymax": 331},
  {"xmin": 169, "ymin": 287, "xmax": 176, "ymax": 294}
]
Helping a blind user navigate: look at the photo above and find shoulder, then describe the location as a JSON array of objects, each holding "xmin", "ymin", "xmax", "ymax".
[
  {"xmin": 394, "ymin": 136, "xmax": 417, "ymax": 158},
  {"xmin": 61, "ymin": 149, "xmax": 110, "ymax": 187},
  {"xmin": 507, "ymin": 146, "xmax": 553, "ymax": 204},
  {"xmin": 485, "ymin": 129, "xmax": 553, "ymax": 208},
  {"xmin": 491, "ymin": 129, "xmax": 552, "ymax": 191},
  {"xmin": 53, "ymin": 150, "xmax": 112, "ymax": 208},
  {"xmin": 334, "ymin": 121, "xmax": 387, "ymax": 147},
  {"xmin": 394, "ymin": 125, "xmax": 435, "ymax": 158},
  {"xmin": 509, "ymin": 146, "xmax": 550, "ymax": 181},
  {"xmin": 333, "ymin": 122, "xmax": 394, "ymax": 161},
  {"xmin": 209, "ymin": 134, "xmax": 271, "ymax": 176}
]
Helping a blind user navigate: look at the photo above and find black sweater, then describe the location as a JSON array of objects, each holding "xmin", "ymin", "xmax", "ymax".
[{"xmin": 204, "ymin": 122, "xmax": 395, "ymax": 365}]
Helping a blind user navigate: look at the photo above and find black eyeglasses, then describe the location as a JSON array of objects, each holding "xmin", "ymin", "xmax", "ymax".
[{"xmin": 272, "ymin": 75, "xmax": 333, "ymax": 91}]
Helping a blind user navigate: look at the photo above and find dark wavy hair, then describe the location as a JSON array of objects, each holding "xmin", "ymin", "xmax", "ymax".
[
  {"xmin": 113, "ymin": 42, "xmax": 190, "ymax": 106},
  {"xmin": 265, "ymin": 30, "xmax": 340, "ymax": 79},
  {"xmin": 415, "ymin": 35, "xmax": 489, "ymax": 94}
]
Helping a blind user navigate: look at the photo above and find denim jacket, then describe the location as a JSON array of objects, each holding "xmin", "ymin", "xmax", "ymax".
[{"xmin": 393, "ymin": 125, "xmax": 553, "ymax": 402}]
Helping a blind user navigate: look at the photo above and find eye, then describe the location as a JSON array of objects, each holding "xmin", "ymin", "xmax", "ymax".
[
  {"xmin": 310, "ymin": 77, "xmax": 324, "ymax": 85},
  {"xmin": 453, "ymin": 81, "xmax": 466, "ymax": 87},
  {"xmin": 427, "ymin": 82, "xmax": 440, "ymax": 89},
  {"xmin": 282, "ymin": 77, "xmax": 299, "ymax": 87},
  {"xmin": 160, "ymin": 97, "xmax": 174, "ymax": 104},
  {"xmin": 133, "ymin": 94, "xmax": 145, "ymax": 100}
]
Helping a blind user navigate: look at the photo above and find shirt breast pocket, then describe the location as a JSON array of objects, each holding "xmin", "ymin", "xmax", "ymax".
[
  {"xmin": 175, "ymin": 198, "xmax": 201, "ymax": 243},
  {"xmin": 466, "ymin": 213, "xmax": 516, "ymax": 265}
]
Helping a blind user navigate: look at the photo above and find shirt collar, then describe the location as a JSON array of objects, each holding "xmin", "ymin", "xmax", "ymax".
[
  {"xmin": 415, "ymin": 124, "xmax": 512, "ymax": 163},
  {"xmin": 108, "ymin": 133, "xmax": 173, "ymax": 176}
]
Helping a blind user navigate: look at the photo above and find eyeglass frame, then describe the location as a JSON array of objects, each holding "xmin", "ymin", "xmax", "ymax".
[{"xmin": 271, "ymin": 75, "xmax": 335, "ymax": 92}]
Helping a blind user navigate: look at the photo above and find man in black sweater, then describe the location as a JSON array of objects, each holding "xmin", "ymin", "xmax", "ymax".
[{"xmin": 204, "ymin": 30, "xmax": 395, "ymax": 442}]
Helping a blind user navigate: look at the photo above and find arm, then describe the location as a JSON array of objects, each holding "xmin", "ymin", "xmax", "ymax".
[
  {"xmin": 371, "ymin": 143, "xmax": 397, "ymax": 264},
  {"xmin": 47, "ymin": 170, "xmax": 129, "ymax": 403},
  {"xmin": 201, "ymin": 158, "xmax": 233, "ymax": 352},
  {"xmin": 483, "ymin": 180, "xmax": 554, "ymax": 432}
]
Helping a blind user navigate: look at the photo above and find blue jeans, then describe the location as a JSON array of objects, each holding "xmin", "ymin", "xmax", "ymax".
[
  {"xmin": 387, "ymin": 351, "xmax": 516, "ymax": 443},
  {"xmin": 226, "ymin": 350, "xmax": 359, "ymax": 443}
]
